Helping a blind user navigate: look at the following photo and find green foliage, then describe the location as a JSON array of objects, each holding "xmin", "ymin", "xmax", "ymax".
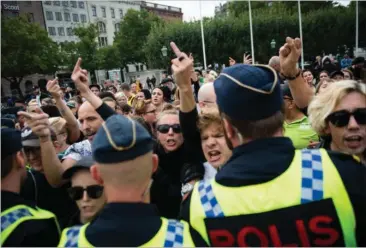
[
  {"xmin": 96, "ymin": 45, "xmax": 120, "ymax": 70},
  {"xmin": 114, "ymin": 9, "xmax": 163, "ymax": 67},
  {"xmin": 1, "ymin": 15, "xmax": 60, "ymax": 93},
  {"xmin": 145, "ymin": 4, "xmax": 366, "ymax": 68}
]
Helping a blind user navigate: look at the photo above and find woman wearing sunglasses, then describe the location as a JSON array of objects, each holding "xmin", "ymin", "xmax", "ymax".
[
  {"xmin": 62, "ymin": 156, "xmax": 106, "ymax": 226},
  {"xmin": 308, "ymin": 80, "xmax": 366, "ymax": 163},
  {"xmin": 134, "ymin": 100, "xmax": 157, "ymax": 137}
]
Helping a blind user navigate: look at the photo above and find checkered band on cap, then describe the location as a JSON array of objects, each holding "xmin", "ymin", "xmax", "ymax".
[
  {"xmin": 198, "ymin": 180, "xmax": 224, "ymax": 218},
  {"xmin": 164, "ymin": 220, "xmax": 184, "ymax": 247},
  {"xmin": 1, "ymin": 208, "xmax": 32, "ymax": 232},
  {"xmin": 64, "ymin": 226, "xmax": 82, "ymax": 247},
  {"xmin": 301, "ymin": 149, "xmax": 324, "ymax": 204}
]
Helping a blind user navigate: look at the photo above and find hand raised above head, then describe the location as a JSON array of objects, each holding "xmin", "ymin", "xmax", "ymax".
[
  {"xmin": 170, "ymin": 42, "xmax": 193, "ymax": 92},
  {"xmin": 279, "ymin": 37, "xmax": 302, "ymax": 77},
  {"xmin": 71, "ymin": 58, "xmax": 90, "ymax": 95}
]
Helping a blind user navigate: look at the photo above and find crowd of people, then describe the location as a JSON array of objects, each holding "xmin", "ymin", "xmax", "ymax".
[{"xmin": 1, "ymin": 37, "xmax": 366, "ymax": 247}]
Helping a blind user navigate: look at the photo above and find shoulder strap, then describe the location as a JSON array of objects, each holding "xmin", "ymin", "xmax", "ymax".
[
  {"xmin": 198, "ymin": 180, "xmax": 224, "ymax": 218},
  {"xmin": 64, "ymin": 225, "xmax": 82, "ymax": 247},
  {"xmin": 164, "ymin": 220, "xmax": 184, "ymax": 247},
  {"xmin": 300, "ymin": 149, "xmax": 324, "ymax": 204}
]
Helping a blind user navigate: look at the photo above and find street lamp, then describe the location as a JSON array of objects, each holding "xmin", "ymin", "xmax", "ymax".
[
  {"xmin": 161, "ymin": 46, "xmax": 168, "ymax": 57},
  {"xmin": 270, "ymin": 39, "xmax": 276, "ymax": 49}
]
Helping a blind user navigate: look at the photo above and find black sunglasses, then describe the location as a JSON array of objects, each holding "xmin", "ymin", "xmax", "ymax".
[
  {"xmin": 326, "ymin": 108, "xmax": 366, "ymax": 127},
  {"xmin": 68, "ymin": 185, "xmax": 104, "ymax": 201},
  {"xmin": 157, "ymin": 124, "xmax": 181, "ymax": 134}
]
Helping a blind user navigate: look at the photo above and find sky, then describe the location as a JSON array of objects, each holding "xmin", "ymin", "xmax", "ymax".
[{"xmin": 150, "ymin": 0, "xmax": 350, "ymax": 22}]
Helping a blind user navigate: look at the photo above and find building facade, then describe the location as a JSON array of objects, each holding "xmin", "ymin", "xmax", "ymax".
[
  {"xmin": 42, "ymin": 0, "xmax": 90, "ymax": 43},
  {"xmin": 86, "ymin": 1, "xmax": 140, "ymax": 47},
  {"xmin": 140, "ymin": 1, "xmax": 182, "ymax": 22},
  {"xmin": 1, "ymin": 1, "xmax": 46, "ymax": 29}
]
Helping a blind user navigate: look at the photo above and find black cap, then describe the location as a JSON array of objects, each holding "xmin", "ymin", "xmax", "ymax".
[
  {"xmin": 330, "ymin": 70, "xmax": 344, "ymax": 79},
  {"xmin": 160, "ymin": 78, "xmax": 174, "ymax": 86},
  {"xmin": 281, "ymin": 84, "xmax": 293, "ymax": 99},
  {"xmin": 352, "ymin": 56, "xmax": 365, "ymax": 65},
  {"xmin": 2, "ymin": 128, "xmax": 22, "ymax": 157},
  {"xmin": 1, "ymin": 118, "xmax": 15, "ymax": 129},
  {"xmin": 62, "ymin": 156, "xmax": 95, "ymax": 179},
  {"xmin": 89, "ymin": 84, "xmax": 101, "ymax": 90}
]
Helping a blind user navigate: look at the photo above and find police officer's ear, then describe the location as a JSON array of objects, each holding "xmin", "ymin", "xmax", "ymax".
[
  {"xmin": 152, "ymin": 154, "xmax": 159, "ymax": 174},
  {"xmin": 15, "ymin": 151, "xmax": 26, "ymax": 170},
  {"xmin": 222, "ymin": 118, "xmax": 235, "ymax": 139},
  {"xmin": 90, "ymin": 164, "xmax": 104, "ymax": 185}
]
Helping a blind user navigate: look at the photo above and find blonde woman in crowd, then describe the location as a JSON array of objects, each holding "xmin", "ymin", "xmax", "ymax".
[
  {"xmin": 308, "ymin": 80, "xmax": 366, "ymax": 163},
  {"xmin": 315, "ymin": 78, "xmax": 335, "ymax": 95}
]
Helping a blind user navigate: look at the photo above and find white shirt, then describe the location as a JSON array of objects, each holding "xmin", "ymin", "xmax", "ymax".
[
  {"xmin": 203, "ymin": 162, "xmax": 217, "ymax": 181},
  {"xmin": 62, "ymin": 139, "xmax": 92, "ymax": 161}
]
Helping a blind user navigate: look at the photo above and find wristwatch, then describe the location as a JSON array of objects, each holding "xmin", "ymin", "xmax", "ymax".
[{"xmin": 181, "ymin": 183, "xmax": 194, "ymax": 196}]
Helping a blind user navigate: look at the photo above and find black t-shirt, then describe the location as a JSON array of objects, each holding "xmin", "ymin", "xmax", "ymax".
[{"xmin": 20, "ymin": 169, "xmax": 78, "ymax": 229}]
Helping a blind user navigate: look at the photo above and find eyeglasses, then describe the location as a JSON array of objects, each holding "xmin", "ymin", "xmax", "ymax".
[
  {"xmin": 157, "ymin": 124, "xmax": 181, "ymax": 134},
  {"xmin": 67, "ymin": 185, "xmax": 104, "ymax": 201},
  {"xmin": 24, "ymin": 147, "xmax": 41, "ymax": 155},
  {"xmin": 326, "ymin": 108, "xmax": 366, "ymax": 127}
]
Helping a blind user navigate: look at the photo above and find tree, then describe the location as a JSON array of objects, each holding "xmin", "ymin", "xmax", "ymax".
[
  {"xmin": 1, "ymin": 16, "xmax": 60, "ymax": 97},
  {"xmin": 96, "ymin": 45, "xmax": 120, "ymax": 70},
  {"xmin": 114, "ymin": 9, "xmax": 163, "ymax": 68}
]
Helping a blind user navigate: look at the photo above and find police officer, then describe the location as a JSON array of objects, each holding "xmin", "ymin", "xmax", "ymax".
[
  {"xmin": 1, "ymin": 128, "xmax": 60, "ymax": 246},
  {"xmin": 58, "ymin": 114, "xmax": 207, "ymax": 247},
  {"xmin": 170, "ymin": 41, "xmax": 366, "ymax": 247}
]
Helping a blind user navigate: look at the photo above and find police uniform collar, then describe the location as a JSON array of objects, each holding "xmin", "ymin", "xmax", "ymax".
[
  {"xmin": 100, "ymin": 203, "xmax": 159, "ymax": 218},
  {"xmin": 1, "ymin": 191, "xmax": 36, "ymax": 212}
]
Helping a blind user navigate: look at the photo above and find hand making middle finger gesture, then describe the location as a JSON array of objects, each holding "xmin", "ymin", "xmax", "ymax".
[
  {"xmin": 46, "ymin": 78, "xmax": 61, "ymax": 99},
  {"xmin": 229, "ymin": 57, "xmax": 236, "ymax": 66},
  {"xmin": 18, "ymin": 108, "xmax": 51, "ymax": 139},
  {"xmin": 71, "ymin": 58, "xmax": 90, "ymax": 95},
  {"xmin": 279, "ymin": 37, "xmax": 302, "ymax": 77},
  {"xmin": 243, "ymin": 54, "xmax": 253, "ymax": 65},
  {"xmin": 170, "ymin": 42, "xmax": 193, "ymax": 92}
]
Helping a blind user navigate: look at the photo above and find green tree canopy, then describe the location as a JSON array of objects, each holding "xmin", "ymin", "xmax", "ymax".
[
  {"xmin": 1, "ymin": 15, "xmax": 60, "ymax": 96},
  {"xmin": 114, "ymin": 9, "xmax": 163, "ymax": 68}
]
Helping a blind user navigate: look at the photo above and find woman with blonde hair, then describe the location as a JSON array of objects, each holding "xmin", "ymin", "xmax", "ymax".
[
  {"xmin": 134, "ymin": 99, "xmax": 157, "ymax": 137},
  {"xmin": 315, "ymin": 78, "xmax": 335, "ymax": 95},
  {"xmin": 308, "ymin": 80, "xmax": 366, "ymax": 163}
]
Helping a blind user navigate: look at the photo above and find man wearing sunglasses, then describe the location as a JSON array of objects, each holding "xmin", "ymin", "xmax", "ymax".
[
  {"xmin": 1, "ymin": 128, "xmax": 60, "ymax": 246},
  {"xmin": 58, "ymin": 114, "xmax": 207, "ymax": 247},
  {"xmin": 62, "ymin": 156, "xmax": 106, "ymax": 226},
  {"xmin": 173, "ymin": 39, "xmax": 366, "ymax": 246}
]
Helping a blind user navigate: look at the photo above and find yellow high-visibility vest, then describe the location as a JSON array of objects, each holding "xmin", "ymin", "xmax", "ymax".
[{"xmin": 189, "ymin": 149, "xmax": 356, "ymax": 247}]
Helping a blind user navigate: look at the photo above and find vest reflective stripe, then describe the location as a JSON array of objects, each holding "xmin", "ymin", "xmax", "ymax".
[
  {"xmin": 1, "ymin": 204, "xmax": 59, "ymax": 246},
  {"xmin": 301, "ymin": 149, "xmax": 323, "ymax": 203},
  {"xmin": 198, "ymin": 180, "xmax": 224, "ymax": 218},
  {"xmin": 64, "ymin": 225, "xmax": 82, "ymax": 247},
  {"xmin": 1, "ymin": 208, "xmax": 32, "ymax": 232},
  {"xmin": 164, "ymin": 220, "xmax": 184, "ymax": 247}
]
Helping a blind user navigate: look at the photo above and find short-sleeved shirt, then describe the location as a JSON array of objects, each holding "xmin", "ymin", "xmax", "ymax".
[
  {"xmin": 62, "ymin": 139, "xmax": 92, "ymax": 161},
  {"xmin": 283, "ymin": 116, "xmax": 319, "ymax": 149}
]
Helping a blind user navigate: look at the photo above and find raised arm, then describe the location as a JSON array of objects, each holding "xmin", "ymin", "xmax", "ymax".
[
  {"xmin": 46, "ymin": 78, "xmax": 80, "ymax": 143},
  {"xmin": 279, "ymin": 37, "xmax": 314, "ymax": 108}
]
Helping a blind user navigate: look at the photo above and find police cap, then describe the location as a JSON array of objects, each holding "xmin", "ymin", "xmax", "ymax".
[
  {"xmin": 214, "ymin": 64, "xmax": 282, "ymax": 121},
  {"xmin": 2, "ymin": 128, "xmax": 22, "ymax": 157},
  {"xmin": 92, "ymin": 115, "xmax": 153, "ymax": 164}
]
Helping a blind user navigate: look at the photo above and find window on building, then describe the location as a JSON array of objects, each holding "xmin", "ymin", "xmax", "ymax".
[
  {"xmin": 111, "ymin": 8, "xmax": 115, "ymax": 18},
  {"xmin": 67, "ymin": 27, "xmax": 73, "ymax": 36},
  {"xmin": 91, "ymin": 6, "xmax": 97, "ymax": 16},
  {"xmin": 98, "ymin": 37, "xmax": 108, "ymax": 47},
  {"xmin": 70, "ymin": 1, "xmax": 77, "ymax": 8},
  {"xmin": 64, "ymin": 12, "xmax": 71, "ymax": 21},
  {"xmin": 48, "ymin": 27, "xmax": 56, "ymax": 36},
  {"xmin": 101, "ymin": 7, "xmax": 106, "ymax": 17},
  {"xmin": 119, "ymin": 9, "xmax": 123, "ymax": 19},
  {"xmin": 97, "ymin": 22, "xmax": 106, "ymax": 33},
  {"xmin": 58, "ymin": 27, "xmax": 65, "ymax": 36},
  {"xmin": 54, "ymin": 1, "xmax": 60, "ymax": 6},
  {"xmin": 78, "ymin": 1, "xmax": 84, "ymax": 8},
  {"xmin": 45, "ymin": 1, "xmax": 51, "ymax": 5},
  {"xmin": 46, "ymin": 11, "xmax": 53, "ymax": 20},
  {"xmin": 55, "ymin": 12, "xmax": 62, "ymax": 21},
  {"xmin": 140, "ymin": 64, "xmax": 144, "ymax": 71},
  {"xmin": 62, "ymin": 1, "xmax": 69, "ymax": 7},
  {"xmin": 72, "ymin": 13, "xmax": 79, "ymax": 22},
  {"xmin": 115, "ymin": 23, "xmax": 120, "ymax": 33},
  {"xmin": 135, "ymin": 65, "xmax": 139, "ymax": 72},
  {"xmin": 27, "ymin": 13, "xmax": 34, "ymax": 22},
  {"xmin": 80, "ymin": 14, "xmax": 87, "ymax": 23}
]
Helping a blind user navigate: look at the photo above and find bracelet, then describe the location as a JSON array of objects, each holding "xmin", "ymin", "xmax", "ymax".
[{"xmin": 280, "ymin": 69, "xmax": 302, "ymax": 81}]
